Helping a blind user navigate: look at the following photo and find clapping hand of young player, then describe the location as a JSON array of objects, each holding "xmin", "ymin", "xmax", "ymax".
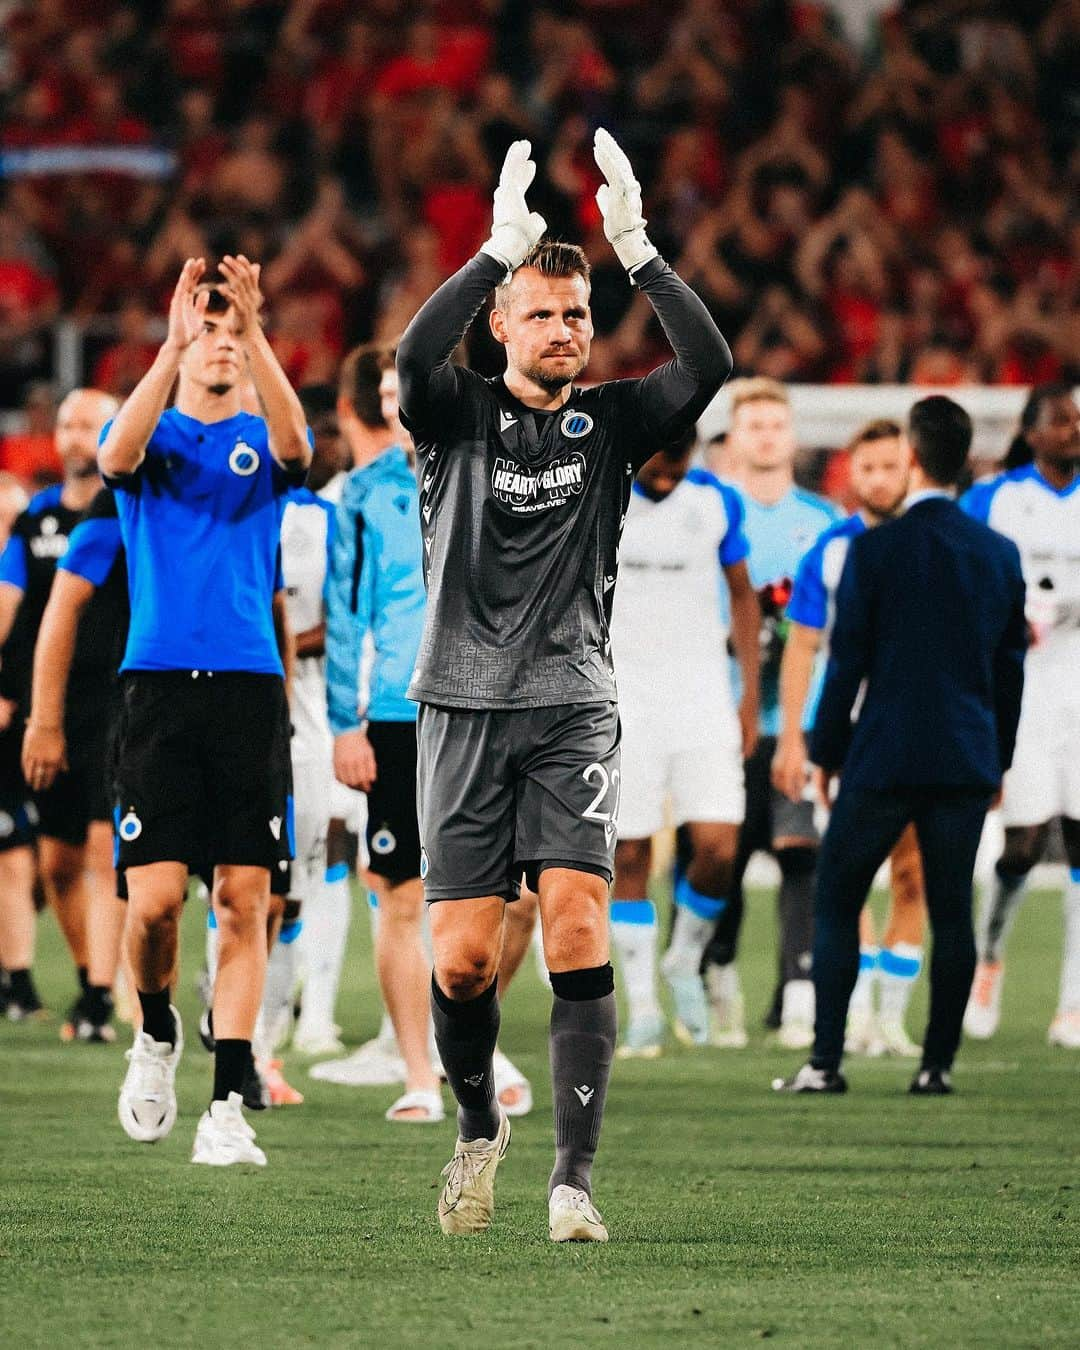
[
  {"xmin": 165, "ymin": 257, "xmax": 210, "ymax": 353},
  {"xmin": 481, "ymin": 140, "xmax": 547, "ymax": 272},
  {"xmin": 593, "ymin": 128, "xmax": 659, "ymax": 272},
  {"xmin": 218, "ymin": 255, "xmax": 265, "ymax": 340}
]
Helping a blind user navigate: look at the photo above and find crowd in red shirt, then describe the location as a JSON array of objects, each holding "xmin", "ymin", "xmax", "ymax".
[{"xmin": 0, "ymin": 0, "xmax": 1075, "ymax": 414}]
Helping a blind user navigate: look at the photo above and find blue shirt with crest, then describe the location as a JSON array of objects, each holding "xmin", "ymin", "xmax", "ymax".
[{"xmin": 102, "ymin": 407, "xmax": 306, "ymax": 674}]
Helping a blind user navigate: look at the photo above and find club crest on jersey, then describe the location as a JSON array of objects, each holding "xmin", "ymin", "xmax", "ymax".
[
  {"xmin": 372, "ymin": 827, "xmax": 397, "ymax": 855},
  {"xmin": 491, "ymin": 451, "xmax": 586, "ymax": 515},
  {"xmin": 119, "ymin": 810, "xmax": 142, "ymax": 842},
  {"xmin": 561, "ymin": 410, "xmax": 593, "ymax": 439},
  {"xmin": 228, "ymin": 441, "xmax": 260, "ymax": 477}
]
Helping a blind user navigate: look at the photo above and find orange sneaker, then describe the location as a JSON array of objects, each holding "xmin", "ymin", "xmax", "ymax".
[{"xmin": 262, "ymin": 1058, "xmax": 304, "ymax": 1106}]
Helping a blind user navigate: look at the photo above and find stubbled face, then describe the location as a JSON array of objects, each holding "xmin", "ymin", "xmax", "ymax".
[
  {"xmin": 56, "ymin": 389, "xmax": 115, "ymax": 477},
  {"xmin": 181, "ymin": 307, "xmax": 244, "ymax": 395},
  {"xmin": 637, "ymin": 450, "xmax": 692, "ymax": 501},
  {"xmin": 491, "ymin": 269, "xmax": 593, "ymax": 394},
  {"xmin": 729, "ymin": 397, "xmax": 796, "ymax": 472},
  {"xmin": 849, "ymin": 435, "xmax": 911, "ymax": 521},
  {"xmin": 1029, "ymin": 394, "xmax": 1080, "ymax": 470}
]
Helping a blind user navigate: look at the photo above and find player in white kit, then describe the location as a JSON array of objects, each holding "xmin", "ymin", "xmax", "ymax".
[
  {"xmin": 961, "ymin": 384, "xmax": 1080, "ymax": 1048},
  {"xmin": 609, "ymin": 428, "xmax": 760, "ymax": 1054}
]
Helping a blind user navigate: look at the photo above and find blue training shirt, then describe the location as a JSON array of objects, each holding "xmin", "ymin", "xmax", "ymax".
[
  {"xmin": 726, "ymin": 483, "xmax": 841, "ymax": 736},
  {"xmin": 785, "ymin": 512, "xmax": 867, "ymax": 730},
  {"xmin": 326, "ymin": 446, "xmax": 425, "ymax": 730},
  {"xmin": 102, "ymin": 408, "xmax": 307, "ymax": 674}
]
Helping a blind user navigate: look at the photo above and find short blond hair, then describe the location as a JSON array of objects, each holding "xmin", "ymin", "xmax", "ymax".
[{"xmin": 729, "ymin": 377, "xmax": 790, "ymax": 415}]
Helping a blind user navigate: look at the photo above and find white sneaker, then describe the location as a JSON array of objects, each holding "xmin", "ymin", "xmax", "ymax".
[
  {"xmin": 705, "ymin": 963, "xmax": 748, "ymax": 1048},
  {"xmin": 660, "ymin": 952, "xmax": 709, "ymax": 1045},
  {"xmin": 118, "ymin": 1006, "xmax": 183, "ymax": 1143},
  {"xmin": 844, "ymin": 1007, "xmax": 880, "ymax": 1056},
  {"xmin": 1048, "ymin": 1011, "xmax": 1080, "ymax": 1049},
  {"xmin": 876, "ymin": 1016, "xmax": 922, "ymax": 1058},
  {"xmin": 964, "ymin": 960, "xmax": 1004, "ymax": 1039},
  {"xmin": 616, "ymin": 1012, "xmax": 665, "ymax": 1059},
  {"xmin": 549, "ymin": 1184, "xmax": 608, "ymax": 1243},
  {"xmin": 192, "ymin": 1091, "xmax": 267, "ymax": 1165},
  {"xmin": 438, "ymin": 1110, "xmax": 510, "ymax": 1235},
  {"xmin": 309, "ymin": 1036, "xmax": 406, "ymax": 1085},
  {"xmin": 292, "ymin": 1023, "xmax": 346, "ymax": 1057},
  {"xmin": 777, "ymin": 979, "xmax": 815, "ymax": 1051},
  {"xmin": 493, "ymin": 1048, "xmax": 533, "ymax": 1116}
]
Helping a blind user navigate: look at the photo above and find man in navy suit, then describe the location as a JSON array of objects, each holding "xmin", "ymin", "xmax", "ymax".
[{"xmin": 774, "ymin": 396, "xmax": 1028, "ymax": 1095}]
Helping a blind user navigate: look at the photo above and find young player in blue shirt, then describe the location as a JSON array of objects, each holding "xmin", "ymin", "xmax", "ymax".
[{"xmin": 99, "ymin": 255, "xmax": 311, "ymax": 1166}]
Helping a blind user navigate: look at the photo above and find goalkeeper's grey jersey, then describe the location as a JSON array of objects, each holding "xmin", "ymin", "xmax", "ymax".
[{"xmin": 397, "ymin": 251, "xmax": 731, "ymax": 710}]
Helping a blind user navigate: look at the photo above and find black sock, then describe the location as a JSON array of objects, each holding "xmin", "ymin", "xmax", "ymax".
[
  {"xmin": 548, "ymin": 964, "xmax": 617, "ymax": 1198},
  {"xmin": 137, "ymin": 988, "xmax": 175, "ymax": 1045},
  {"xmin": 77, "ymin": 965, "xmax": 89, "ymax": 994},
  {"xmin": 213, "ymin": 1038, "xmax": 251, "ymax": 1103},
  {"xmin": 777, "ymin": 847, "xmax": 817, "ymax": 985},
  {"xmin": 9, "ymin": 968, "xmax": 39, "ymax": 1008},
  {"xmin": 85, "ymin": 984, "xmax": 113, "ymax": 1023},
  {"xmin": 431, "ymin": 976, "xmax": 501, "ymax": 1141}
]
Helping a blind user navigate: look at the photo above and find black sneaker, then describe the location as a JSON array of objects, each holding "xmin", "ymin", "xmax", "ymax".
[
  {"xmin": 909, "ymin": 1067, "xmax": 952, "ymax": 1095},
  {"xmin": 242, "ymin": 1052, "xmax": 270, "ymax": 1111},
  {"xmin": 771, "ymin": 1063, "xmax": 848, "ymax": 1093}
]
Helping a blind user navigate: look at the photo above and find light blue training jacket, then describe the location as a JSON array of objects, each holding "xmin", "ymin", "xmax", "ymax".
[{"xmin": 326, "ymin": 446, "xmax": 425, "ymax": 731}]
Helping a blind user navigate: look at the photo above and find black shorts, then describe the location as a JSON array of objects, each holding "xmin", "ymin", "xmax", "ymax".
[
  {"xmin": 115, "ymin": 857, "xmax": 291, "ymax": 902},
  {"xmin": 416, "ymin": 701, "xmax": 620, "ymax": 902},
  {"xmin": 0, "ymin": 726, "xmax": 38, "ymax": 854},
  {"xmin": 34, "ymin": 695, "xmax": 118, "ymax": 847},
  {"xmin": 112, "ymin": 671, "xmax": 293, "ymax": 874},
  {"xmin": 365, "ymin": 720, "xmax": 421, "ymax": 884},
  {"xmin": 742, "ymin": 734, "xmax": 819, "ymax": 852}
]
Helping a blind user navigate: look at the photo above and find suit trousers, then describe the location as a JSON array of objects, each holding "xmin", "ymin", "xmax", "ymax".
[{"xmin": 811, "ymin": 784, "xmax": 992, "ymax": 1072}]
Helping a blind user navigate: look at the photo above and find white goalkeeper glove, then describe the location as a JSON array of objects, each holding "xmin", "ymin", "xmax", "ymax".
[
  {"xmin": 481, "ymin": 140, "xmax": 547, "ymax": 272},
  {"xmin": 593, "ymin": 127, "xmax": 658, "ymax": 273}
]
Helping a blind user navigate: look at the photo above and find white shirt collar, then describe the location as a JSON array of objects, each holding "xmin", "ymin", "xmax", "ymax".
[{"xmin": 904, "ymin": 488, "xmax": 953, "ymax": 510}]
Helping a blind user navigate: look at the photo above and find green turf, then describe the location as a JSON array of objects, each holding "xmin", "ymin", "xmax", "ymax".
[{"xmin": 2, "ymin": 884, "xmax": 1077, "ymax": 1349}]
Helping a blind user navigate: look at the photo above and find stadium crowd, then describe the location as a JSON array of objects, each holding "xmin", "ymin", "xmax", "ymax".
[{"xmin": 1, "ymin": 0, "xmax": 1078, "ymax": 454}]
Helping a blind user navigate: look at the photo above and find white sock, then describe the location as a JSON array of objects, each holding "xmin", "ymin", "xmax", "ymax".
[
  {"xmin": 878, "ymin": 942, "xmax": 923, "ymax": 1022},
  {"xmin": 664, "ymin": 905, "xmax": 714, "ymax": 976},
  {"xmin": 205, "ymin": 909, "xmax": 219, "ymax": 985},
  {"xmin": 978, "ymin": 866, "xmax": 1028, "ymax": 962},
  {"xmin": 610, "ymin": 899, "xmax": 661, "ymax": 1023},
  {"xmin": 849, "ymin": 946, "xmax": 879, "ymax": 1015},
  {"xmin": 256, "ymin": 926, "xmax": 300, "ymax": 1059},
  {"xmin": 296, "ymin": 873, "xmax": 351, "ymax": 1036},
  {"xmin": 1058, "ymin": 870, "xmax": 1080, "ymax": 1015}
]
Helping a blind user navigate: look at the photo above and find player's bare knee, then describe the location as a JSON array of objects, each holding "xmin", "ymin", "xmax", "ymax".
[
  {"xmin": 688, "ymin": 841, "xmax": 735, "ymax": 897},
  {"xmin": 542, "ymin": 907, "xmax": 607, "ymax": 969},
  {"xmin": 435, "ymin": 938, "xmax": 499, "ymax": 1000},
  {"xmin": 129, "ymin": 888, "xmax": 182, "ymax": 930},
  {"xmin": 1000, "ymin": 825, "xmax": 1048, "ymax": 876},
  {"xmin": 212, "ymin": 881, "xmax": 267, "ymax": 933}
]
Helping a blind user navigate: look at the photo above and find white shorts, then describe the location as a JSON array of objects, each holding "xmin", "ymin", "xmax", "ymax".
[
  {"xmin": 616, "ymin": 691, "xmax": 744, "ymax": 840},
  {"xmin": 1002, "ymin": 690, "xmax": 1080, "ymax": 827},
  {"xmin": 329, "ymin": 777, "xmax": 368, "ymax": 837}
]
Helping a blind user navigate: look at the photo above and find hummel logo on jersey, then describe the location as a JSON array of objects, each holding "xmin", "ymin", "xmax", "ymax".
[
  {"xmin": 491, "ymin": 452, "xmax": 586, "ymax": 514},
  {"xmin": 269, "ymin": 816, "xmax": 282, "ymax": 840},
  {"xmin": 573, "ymin": 1085, "xmax": 595, "ymax": 1107},
  {"xmin": 465, "ymin": 1073, "xmax": 485, "ymax": 1088},
  {"xmin": 499, "ymin": 410, "xmax": 517, "ymax": 433}
]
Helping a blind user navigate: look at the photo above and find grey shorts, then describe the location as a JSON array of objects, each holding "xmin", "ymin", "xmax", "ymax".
[{"xmin": 416, "ymin": 701, "xmax": 620, "ymax": 902}]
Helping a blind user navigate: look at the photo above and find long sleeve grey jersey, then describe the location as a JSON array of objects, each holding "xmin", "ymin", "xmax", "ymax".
[{"xmin": 396, "ymin": 250, "xmax": 732, "ymax": 710}]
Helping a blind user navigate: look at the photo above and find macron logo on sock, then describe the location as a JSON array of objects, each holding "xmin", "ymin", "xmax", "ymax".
[{"xmin": 573, "ymin": 1084, "xmax": 595, "ymax": 1107}]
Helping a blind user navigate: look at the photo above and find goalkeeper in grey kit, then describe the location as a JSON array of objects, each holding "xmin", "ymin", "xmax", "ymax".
[{"xmin": 397, "ymin": 131, "xmax": 731, "ymax": 1242}]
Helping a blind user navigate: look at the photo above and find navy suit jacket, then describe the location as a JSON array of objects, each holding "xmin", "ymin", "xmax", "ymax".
[{"xmin": 810, "ymin": 496, "xmax": 1027, "ymax": 791}]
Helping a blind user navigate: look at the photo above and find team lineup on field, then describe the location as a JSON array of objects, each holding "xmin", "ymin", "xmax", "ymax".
[{"xmin": 2, "ymin": 134, "xmax": 1079, "ymax": 1255}]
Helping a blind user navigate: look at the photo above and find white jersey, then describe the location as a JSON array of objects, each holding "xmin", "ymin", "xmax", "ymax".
[
  {"xmin": 610, "ymin": 467, "xmax": 749, "ymax": 707},
  {"xmin": 962, "ymin": 464, "xmax": 1080, "ymax": 703},
  {"xmin": 280, "ymin": 488, "xmax": 335, "ymax": 762}
]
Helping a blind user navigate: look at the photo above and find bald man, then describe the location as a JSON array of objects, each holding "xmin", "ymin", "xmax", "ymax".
[{"xmin": 0, "ymin": 388, "xmax": 118, "ymax": 1033}]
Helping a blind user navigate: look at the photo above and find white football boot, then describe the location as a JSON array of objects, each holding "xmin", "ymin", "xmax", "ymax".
[
  {"xmin": 118, "ymin": 1006, "xmax": 183, "ymax": 1142},
  {"xmin": 438, "ymin": 1110, "xmax": 510, "ymax": 1235},
  {"xmin": 549, "ymin": 1185, "xmax": 609, "ymax": 1243},
  {"xmin": 963, "ymin": 960, "xmax": 1004, "ymax": 1039},
  {"xmin": 191, "ymin": 1091, "xmax": 267, "ymax": 1166}
]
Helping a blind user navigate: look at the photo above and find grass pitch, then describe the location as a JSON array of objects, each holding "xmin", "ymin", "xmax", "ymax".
[{"xmin": 2, "ymin": 883, "xmax": 1077, "ymax": 1348}]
